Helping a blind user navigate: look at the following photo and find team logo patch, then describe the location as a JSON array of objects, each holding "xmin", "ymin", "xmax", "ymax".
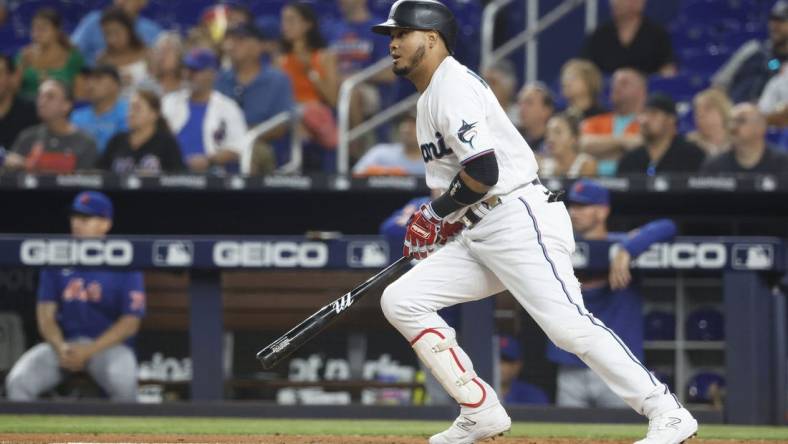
[{"xmin": 457, "ymin": 120, "xmax": 478, "ymax": 147}]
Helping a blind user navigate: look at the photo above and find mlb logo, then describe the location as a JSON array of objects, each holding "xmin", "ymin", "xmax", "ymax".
[
  {"xmin": 153, "ymin": 241, "xmax": 194, "ymax": 267},
  {"xmin": 571, "ymin": 242, "xmax": 589, "ymax": 268},
  {"xmin": 347, "ymin": 241, "xmax": 389, "ymax": 268},
  {"xmin": 731, "ymin": 244, "xmax": 774, "ymax": 270}
]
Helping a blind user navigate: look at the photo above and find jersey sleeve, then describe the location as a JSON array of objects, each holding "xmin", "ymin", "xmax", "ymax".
[
  {"xmin": 620, "ymin": 219, "xmax": 677, "ymax": 257},
  {"xmin": 122, "ymin": 272, "xmax": 146, "ymax": 318},
  {"xmin": 434, "ymin": 73, "xmax": 495, "ymax": 164},
  {"xmin": 37, "ymin": 268, "xmax": 59, "ymax": 303}
]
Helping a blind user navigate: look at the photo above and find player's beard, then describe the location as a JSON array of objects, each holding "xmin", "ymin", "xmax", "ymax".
[{"xmin": 393, "ymin": 44, "xmax": 426, "ymax": 77}]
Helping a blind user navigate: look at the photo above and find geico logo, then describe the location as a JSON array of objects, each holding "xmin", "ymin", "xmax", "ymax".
[
  {"xmin": 20, "ymin": 240, "xmax": 133, "ymax": 266},
  {"xmin": 213, "ymin": 241, "xmax": 328, "ymax": 267},
  {"xmin": 630, "ymin": 243, "xmax": 727, "ymax": 269}
]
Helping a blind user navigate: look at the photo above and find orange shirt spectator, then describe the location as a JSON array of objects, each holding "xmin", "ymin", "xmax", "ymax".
[
  {"xmin": 279, "ymin": 51, "xmax": 328, "ymax": 104},
  {"xmin": 582, "ymin": 112, "xmax": 640, "ymax": 137}
]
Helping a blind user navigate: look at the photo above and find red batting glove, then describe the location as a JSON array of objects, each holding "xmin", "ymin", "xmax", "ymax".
[
  {"xmin": 403, "ymin": 204, "xmax": 442, "ymax": 259},
  {"xmin": 438, "ymin": 221, "xmax": 465, "ymax": 245}
]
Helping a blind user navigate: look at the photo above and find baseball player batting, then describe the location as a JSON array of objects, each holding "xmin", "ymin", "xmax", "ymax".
[{"xmin": 371, "ymin": 1, "xmax": 698, "ymax": 443}]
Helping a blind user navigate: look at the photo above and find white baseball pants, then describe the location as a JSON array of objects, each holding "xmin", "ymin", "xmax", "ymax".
[{"xmin": 381, "ymin": 183, "xmax": 680, "ymax": 417}]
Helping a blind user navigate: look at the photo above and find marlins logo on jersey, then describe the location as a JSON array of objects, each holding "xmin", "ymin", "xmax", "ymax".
[{"xmin": 457, "ymin": 120, "xmax": 478, "ymax": 148}]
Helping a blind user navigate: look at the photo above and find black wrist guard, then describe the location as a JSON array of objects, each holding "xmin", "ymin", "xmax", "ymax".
[{"xmin": 431, "ymin": 173, "xmax": 488, "ymax": 218}]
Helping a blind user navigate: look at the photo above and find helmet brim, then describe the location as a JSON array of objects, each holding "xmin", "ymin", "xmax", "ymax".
[{"xmin": 371, "ymin": 19, "xmax": 402, "ymax": 35}]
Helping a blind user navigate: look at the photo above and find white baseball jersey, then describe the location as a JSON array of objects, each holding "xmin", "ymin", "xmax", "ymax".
[{"xmin": 416, "ymin": 57, "xmax": 538, "ymax": 199}]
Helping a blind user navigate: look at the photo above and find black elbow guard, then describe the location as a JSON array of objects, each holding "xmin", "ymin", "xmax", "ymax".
[{"xmin": 462, "ymin": 150, "xmax": 499, "ymax": 187}]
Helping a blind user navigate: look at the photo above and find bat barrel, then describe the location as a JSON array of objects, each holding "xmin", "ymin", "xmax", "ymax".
[{"xmin": 255, "ymin": 257, "xmax": 410, "ymax": 369}]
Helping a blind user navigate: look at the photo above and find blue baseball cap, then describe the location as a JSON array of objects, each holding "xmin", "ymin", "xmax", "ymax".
[
  {"xmin": 499, "ymin": 335, "xmax": 522, "ymax": 361},
  {"xmin": 183, "ymin": 48, "xmax": 218, "ymax": 71},
  {"xmin": 568, "ymin": 179, "xmax": 610, "ymax": 206},
  {"xmin": 71, "ymin": 191, "xmax": 113, "ymax": 219}
]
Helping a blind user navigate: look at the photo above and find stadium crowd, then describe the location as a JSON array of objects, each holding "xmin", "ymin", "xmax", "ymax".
[{"xmin": 0, "ymin": 0, "xmax": 786, "ymax": 177}]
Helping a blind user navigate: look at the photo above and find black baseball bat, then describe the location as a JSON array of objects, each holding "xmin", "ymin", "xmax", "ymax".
[{"xmin": 256, "ymin": 256, "xmax": 410, "ymax": 369}]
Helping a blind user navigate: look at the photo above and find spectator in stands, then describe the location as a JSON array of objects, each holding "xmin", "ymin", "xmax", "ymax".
[
  {"xmin": 701, "ymin": 103, "xmax": 788, "ymax": 174},
  {"xmin": 757, "ymin": 64, "xmax": 788, "ymax": 127},
  {"xmin": 0, "ymin": 54, "xmax": 39, "ymax": 153},
  {"xmin": 581, "ymin": 0, "xmax": 675, "ymax": 76},
  {"xmin": 162, "ymin": 48, "xmax": 247, "ymax": 173},
  {"xmin": 71, "ymin": 0, "xmax": 162, "ymax": 66},
  {"xmin": 713, "ymin": 0, "xmax": 788, "ymax": 104},
  {"xmin": 617, "ymin": 93, "xmax": 705, "ymax": 175},
  {"xmin": 5, "ymin": 79, "xmax": 97, "ymax": 173},
  {"xmin": 516, "ymin": 82, "xmax": 555, "ymax": 153},
  {"xmin": 216, "ymin": 23, "xmax": 294, "ymax": 128},
  {"xmin": 687, "ymin": 89, "xmax": 733, "ymax": 157},
  {"xmin": 98, "ymin": 89, "xmax": 183, "ymax": 174},
  {"xmin": 5, "ymin": 191, "xmax": 144, "ymax": 402},
  {"xmin": 70, "ymin": 65, "xmax": 128, "ymax": 153},
  {"xmin": 538, "ymin": 113, "xmax": 596, "ymax": 178},
  {"xmin": 580, "ymin": 68, "xmax": 647, "ymax": 176},
  {"xmin": 498, "ymin": 335, "xmax": 549, "ymax": 405},
  {"xmin": 143, "ymin": 32, "xmax": 186, "ymax": 96},
  {"xmin": 352, "ymin": 112, "xmax": 424, "ymax": 176},
  {"xmin": 484, "ymin": 59, "xmax": 520, "ymax": 125},
  {"xmin": 551, "ymin": 179, "xmax": 677, "ymax": 407},
  {"xmin": 96, "ymin": 8, "xmax": 150, "ymax": 98},
  {"xmin": 278, "ymin": 1, "xmax": 340, "ymax": 158},
  {"xmin": 279, "ymin": 2, "xmax": 340, "ymax": 108},
  {"xmin": 16, "ymin": 8, "xmax": 85, "ymax": 101},
  {"xmin": 560, "ymin": 58, "xmax": 606, "ymax": 120},
  {"xmin": 324, "ymin": 0, "xmax": 395, "ymax": 128}
]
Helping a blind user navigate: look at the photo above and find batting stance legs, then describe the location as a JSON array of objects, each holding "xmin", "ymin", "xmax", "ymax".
[{"xmin": 381, "ymin": 185, "xmax": 689, "ymax": 442}]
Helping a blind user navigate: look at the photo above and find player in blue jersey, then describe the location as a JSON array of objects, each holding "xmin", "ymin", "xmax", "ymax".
[
  {"xmin": 548, "ymin": 179, "xmax": 677, "ymax": 407},
  {"xmin": 5, "ymin": 191, "xmax": 145, "ymax": 401}
]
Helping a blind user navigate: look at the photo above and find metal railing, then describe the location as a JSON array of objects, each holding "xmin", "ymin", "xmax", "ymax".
[
  {"xmin": 336, "ymin": 57, "xmax": 418, "ymax": 175},
  {"xmin": 241, "ymin": 107, "xmax": 303, "ymax": 175},
  {"xmin": 481, "ymin": 0, "xmax": 598, "ymax": 84}
]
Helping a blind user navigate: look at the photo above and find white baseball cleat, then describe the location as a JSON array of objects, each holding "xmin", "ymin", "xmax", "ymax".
[
  {"xmin": 429, "ymin": 403, "xmax": 511, "ymax": 444},
  {"xmin": 634, "ymin": 407, "xmax": 698, "ymax": 444}
]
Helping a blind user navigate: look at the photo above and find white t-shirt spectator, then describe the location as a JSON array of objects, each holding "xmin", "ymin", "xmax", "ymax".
[{"xmin": 352, "ymin": 143, "xmax": 425, "ymax": 176}]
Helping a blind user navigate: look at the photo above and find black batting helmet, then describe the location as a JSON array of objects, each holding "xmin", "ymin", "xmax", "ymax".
[{"xmin": 371, "ymin": 0, "xmax": 457, "ymax": 54}]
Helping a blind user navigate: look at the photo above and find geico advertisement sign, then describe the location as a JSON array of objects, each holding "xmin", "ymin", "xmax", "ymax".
[
  {"xmin": 213, "ymin": 241, "xmax": 328, "ymax": 267},
  {"xmin": 20, "ymin": 240, "xmax": 133, "ymax": 266},
  {"xmin": 623, "ymin": 243, "xmax": 727, "ymax": 269}
]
